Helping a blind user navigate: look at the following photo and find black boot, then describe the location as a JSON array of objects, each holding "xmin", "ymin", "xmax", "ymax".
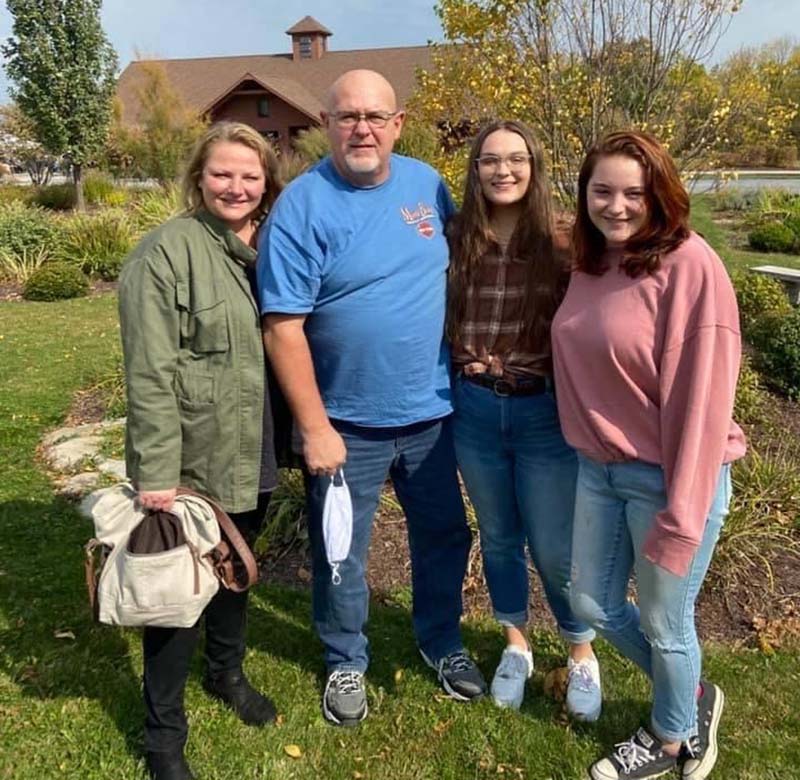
[
  {"xmin": 203, "ymin": 669, "xmax": 277, "ymax": 726},
  {"xmin": 145, "ymin": 749, "xmax": 196, "ymax": 780}
]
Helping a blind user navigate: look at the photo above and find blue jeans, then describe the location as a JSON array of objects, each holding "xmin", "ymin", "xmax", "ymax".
[
  {"xmin": 569, "ymin": 456, "xmax": 731, "ymax": 742},
  {"xmin": 305, "ymin": 416, "xmax": 471, "ymax": 672},
  {"xmin": 452, "ymin": 376, "xmax": 594, "ymax": 644}
]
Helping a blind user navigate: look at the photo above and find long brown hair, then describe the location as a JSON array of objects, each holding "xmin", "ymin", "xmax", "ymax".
[
  {"xmin": 573, "ymin": 130, "xmax": 690, "ymax": 277},
  {"xmin": 446, "ymin": 120, "xmax": 565, "ymax": 353}
]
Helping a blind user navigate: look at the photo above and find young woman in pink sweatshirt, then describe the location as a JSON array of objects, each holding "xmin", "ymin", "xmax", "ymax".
[{"xmin": 551, "ymin": 131, "xmax": 746, "ymax": 780}]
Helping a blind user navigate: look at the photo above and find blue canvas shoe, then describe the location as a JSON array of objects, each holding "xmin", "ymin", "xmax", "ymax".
[{"xmin": 566, "ymin": 654, "xmax": 602, "ymax": 722}]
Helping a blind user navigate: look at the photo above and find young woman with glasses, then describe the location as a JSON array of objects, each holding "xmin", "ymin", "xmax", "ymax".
[
  {"xmin": 552, "ymin": 130, "xmax": 746, "ymax": 780},
  {"xmin": 446, "ymin": 120, "xmax": 601, "ymax": 716}
]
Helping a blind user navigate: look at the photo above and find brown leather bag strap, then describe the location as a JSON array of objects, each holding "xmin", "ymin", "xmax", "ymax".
[
  {"xmin": 84, "ymin": 539, "xmax": 102, "ymax": 619},
  {"xmin": 175, "ymin": 487, "xmax": 259, "ymax": 591}
]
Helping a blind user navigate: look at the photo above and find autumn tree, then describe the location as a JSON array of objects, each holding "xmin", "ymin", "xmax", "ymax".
[
  {"xmin": 713, "ymin": 40, "xmax": 800, "ymax": 168},
  {"xmin": 411, "ymin": 0, "xmax": 745, "ymax": 199},
  {"xmin": 110, "ymin": 60, "xmax": 208, "ymax": 184},
  {"xmin": 2, "ymin": 0, "xmax": 118, "ymax": 209}
]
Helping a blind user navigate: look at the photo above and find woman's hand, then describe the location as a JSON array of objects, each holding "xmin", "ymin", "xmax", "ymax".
[{"xmin": 137, "ymin": 488, "xmax": 177, "ymax": 512}]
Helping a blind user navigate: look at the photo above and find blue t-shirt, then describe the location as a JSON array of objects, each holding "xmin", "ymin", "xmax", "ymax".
[{"xmin": 257, "ymin": 154, "xmax": 455, "ymax": 426}]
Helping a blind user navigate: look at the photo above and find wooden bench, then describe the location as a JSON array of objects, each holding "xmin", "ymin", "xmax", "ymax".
[{"xmin": 751, "ymin": 265, "xmax": 800, "ymax": 305}]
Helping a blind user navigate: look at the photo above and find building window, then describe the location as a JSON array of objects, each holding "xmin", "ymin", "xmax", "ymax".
[
  {"xmin": 260, "ymin": 130, "xmax": 280, "ymax": 151},
  {"xmin": 299, "ymin": 36, "xmax": 312, "ymax": 58},
  {"xmin": 257, "ymin": 97, "xmax": 270, "ymax": 118}
]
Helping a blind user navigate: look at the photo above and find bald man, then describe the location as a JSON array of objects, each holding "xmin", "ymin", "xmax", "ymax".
[{"xmin": 257, "ymin": 69, "xmax": 486, "ymax": 725}]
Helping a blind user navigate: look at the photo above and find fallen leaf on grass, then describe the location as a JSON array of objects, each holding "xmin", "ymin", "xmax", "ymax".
[
  {"xmin": 54, "ymin": 630, "xmax": 76, "ymax": 640},
  {"xmin": 284, "ymin": 744, "xmax": 302, "ymax": 759},
  {"xmin": 394, "ymin": 668, "xmax": 403, "ymax": 683}
]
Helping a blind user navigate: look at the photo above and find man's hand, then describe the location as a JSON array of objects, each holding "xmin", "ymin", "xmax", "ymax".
[
  {"xmin": 137, "ymin": 488, "xmax": 177, "ymax": 512},
  {"xmin": 303, "ymin": 426, "xmax": 347, "ymax": 476}
]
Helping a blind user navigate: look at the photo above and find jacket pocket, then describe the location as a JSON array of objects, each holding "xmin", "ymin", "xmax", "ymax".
[
  {"xmin": 175, "ymin": 370, "xmax": 215, "ymax": 405},
  {"xmin": 176, "ymin": 282, "xmax": 230, "ymax": 354}
]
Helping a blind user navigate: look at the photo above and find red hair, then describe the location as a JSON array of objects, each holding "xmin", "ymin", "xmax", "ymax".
[{"xmin": 573, "ymin": 130, "xmax": 690, "ymax": 277}]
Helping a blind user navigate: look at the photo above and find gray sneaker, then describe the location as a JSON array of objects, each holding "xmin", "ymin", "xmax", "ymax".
[
  {"xmin": 420, "ymin": 648, "xmax": 487, "ymax": 701},
  {"xmin": 322, "ymin": 669, "xmax": 368, "ymax": 726},
  {"xmin": 681, "ymin": 682, "xmax": 724, "ymax": 780}
]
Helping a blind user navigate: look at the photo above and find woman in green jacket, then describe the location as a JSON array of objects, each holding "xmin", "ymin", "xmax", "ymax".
[{"xmin": 118, "ymin": 122, "xmax": 283, "ymax": 780}]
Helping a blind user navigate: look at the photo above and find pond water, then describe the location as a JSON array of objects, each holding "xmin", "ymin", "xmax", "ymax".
[{"xmin": 690, "ymin": 175, "xmax": 800, "ymax": 194}]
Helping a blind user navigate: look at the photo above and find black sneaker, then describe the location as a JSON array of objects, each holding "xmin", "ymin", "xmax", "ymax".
[
  {"xmin": 681, "ymin": 682, "xmax": 725, "ymax": 780},
  {"xmin": 420, "ymin": 648, "xmax": 487, "ymax": 701},
  {"xmin": 322, "ymin": 669, "xmax": 368, "ymax": 726},
  {"xmin": 589, "ymin": 727, "xmax": 678, "ymax": 780}
]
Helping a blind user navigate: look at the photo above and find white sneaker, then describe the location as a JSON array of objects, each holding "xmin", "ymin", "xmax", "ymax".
[
  {"xmin": 566, "ymin": 654, "xmax": 602, "ymax": 722},
  {"xmin": 490, "ymin": 645, "xmax": 533, "ymax": 710}
]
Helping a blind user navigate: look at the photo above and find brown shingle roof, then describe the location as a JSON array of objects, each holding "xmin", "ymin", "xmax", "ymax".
[
  {"xmin": 117, "ymin": 45, "xmax": 433, "ymax": 125},
  {"xmin": 285, "ymin": 16, "xmax": 332, "ymax": 36}
]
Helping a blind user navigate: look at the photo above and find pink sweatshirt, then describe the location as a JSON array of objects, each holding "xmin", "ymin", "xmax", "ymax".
[{"xmin": 552, "ymin": 232, "xmax": 747, "ymax": 577}]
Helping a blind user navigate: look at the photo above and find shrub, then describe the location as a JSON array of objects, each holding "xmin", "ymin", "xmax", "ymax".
[
  {"xmin": 784, "ymin": 213, "xmax": 800, "ymax": 242},
  {"xmin": 709, "ymin": 188, "xmax": 761, "ymax": 213},
  {"xmin": 394, "ymin": 119, "xmax": 441, "ymax": 167},
  {"xmin": 58, "ymin": 209, "xmax": 135, "ymax": 280},
  {"xmin": 277, "ymin": 151, "xmax": 310, "ymax": 184},
  {"xmin": 750, "ymin": 309, "xmax": 800, "ymax": 400},
  {"xmin": 131, "ymin": 185, "xmax": 182, "ymax": 233},
  {"xmin": 83, "ymin": 171, "xmax": 128, "ymax": 207},
  {"xmin": 32, "ymin": 183, "xmax": 77, "ymax": 211},
  {"xmin": 0, "ymin": 246, "xmax": 53, "ymax": 283},
  {"xmin": 23, "ymin": 262, "xmax": 89, "ymax": 301},
  {"xmin": 748, "ymin": 221, "xmax": 796, "ymax": 253},
  {"xmin": 0, "ymin": 201, "xmax": 63, "ymax": 257},
  {"xmin": 292, "ymin": 127, "xmax": 329, "ymax": 163},
  {"xmin": 713, "ymin": 445, "xmax": 800, "ymax": 582},
  {"xmin": 734, "ymin": 355, "xmax": 768, "ymax": 426},
  {"xmin": 730, "ymin": 269, "xmax": 792, "ymax": 336},
  {"xmin": 0, "ymin": 185, "xmax": 31, "ymax": 206}
]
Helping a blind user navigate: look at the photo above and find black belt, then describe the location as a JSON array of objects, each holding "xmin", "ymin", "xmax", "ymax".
[{"xmin": 462, "ymin": 372, "xmax": 547, "ymax": 397}]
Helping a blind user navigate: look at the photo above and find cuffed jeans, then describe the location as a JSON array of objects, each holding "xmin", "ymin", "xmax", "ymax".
[
  {"xmin": 142, "ymin": 492, "xmax": 270, "ymax": 753},
  {"xmin": 305, "ymin": 416, "xmax": 471, "ymax": 672},
  {"xmin": 452, "ymin": 376, "xmax": 594, "ymax": 643},
  {"xmin": 569, "ymin": 456, "xmax": 731, "ymax": 742}
]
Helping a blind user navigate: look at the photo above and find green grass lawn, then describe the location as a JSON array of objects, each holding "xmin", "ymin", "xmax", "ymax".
[
  {"xmin": 1, "ymin": 294, "xmax": 799, "ymax": 779},
  {"xmin": 691, "ymin": 195, "xmax": 800, "ymax": 272}
]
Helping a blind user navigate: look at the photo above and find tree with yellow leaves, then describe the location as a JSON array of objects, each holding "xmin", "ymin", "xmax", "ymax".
[{"xmin": 410, "ymin": 0, "xmax": 768, "ymax": 200}]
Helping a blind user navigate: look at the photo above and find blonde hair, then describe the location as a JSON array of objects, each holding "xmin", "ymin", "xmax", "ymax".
[{"xmin": 181, "ymin": 121, "xmax": 283, "ymax": 218}]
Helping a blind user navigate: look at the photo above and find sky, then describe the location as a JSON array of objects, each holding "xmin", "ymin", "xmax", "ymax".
[{"xmin": 0, "ymin": 0, "xmax": 797, "ymax": 104}]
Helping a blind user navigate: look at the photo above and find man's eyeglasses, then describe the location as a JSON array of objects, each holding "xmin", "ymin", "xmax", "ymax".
[
  {"xmin": 475, "ymin": 154, "xmax": 532, "ymax": 173},
  {"xmin": 329, "ymin": 111, "xmax": 399, "ymax": 129}
]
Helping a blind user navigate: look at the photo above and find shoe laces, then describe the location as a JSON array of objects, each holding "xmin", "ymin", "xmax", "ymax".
[
  {"xmin": 328, "ymin": 670, "xmax": 363, "ymax": 695},
  {"xmin": 611, "ymin": 734, "xmax": 660, "ymax": 772},
  {"xmin": 440, "ymin": 651, "xmax": 473, "ymax": 674},
  {"xmin": 684, "ymin": 734, "xmax": 701, "ymax": 758},
  {"xmin": 568, "ymin": 660, "xmax": 598, "ymax": 693},
  {"xmin": 496, "ymin": 650, "xmax": 530, "ymax": 679}
]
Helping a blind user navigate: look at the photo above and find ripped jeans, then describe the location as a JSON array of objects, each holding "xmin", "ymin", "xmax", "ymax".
[{"xmin": 569, "ymin": 456, "xmax": 731, "ymax": 742}]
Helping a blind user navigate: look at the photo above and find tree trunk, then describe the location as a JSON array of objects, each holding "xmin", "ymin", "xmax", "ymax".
[{"xmin": 73, "ymin": 162, "xmax": 85, "ymax": 211}]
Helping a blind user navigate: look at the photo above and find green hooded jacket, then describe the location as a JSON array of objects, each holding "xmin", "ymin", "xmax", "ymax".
[{"xmin": 118, "ymin": 210, "xmax": 266, "ymax": 513}]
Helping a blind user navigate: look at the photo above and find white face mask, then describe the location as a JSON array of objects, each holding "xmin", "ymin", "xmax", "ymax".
[{"xmin": 322, "ymin": 469, "xmax": 353, "ymax": 585}]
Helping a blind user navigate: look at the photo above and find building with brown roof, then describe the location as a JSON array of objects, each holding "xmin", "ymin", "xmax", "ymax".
[{"xmin": 116, "ymin": 15, "xmax": 433, "ymax": 152}]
